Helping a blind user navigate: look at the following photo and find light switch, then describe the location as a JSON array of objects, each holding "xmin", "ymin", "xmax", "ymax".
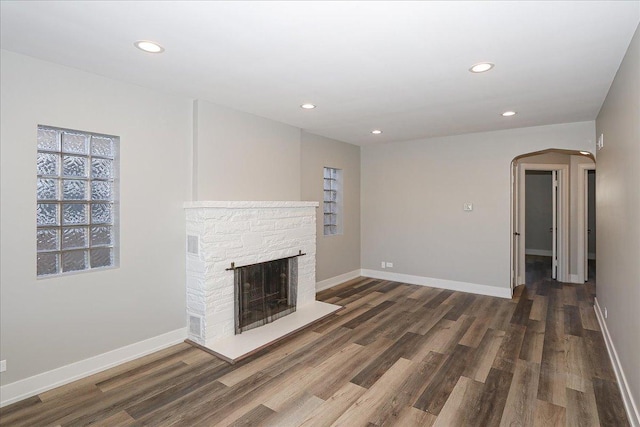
[{"xmin": 463, "ymin": 203, "xmax": 473, "ymax": 211}]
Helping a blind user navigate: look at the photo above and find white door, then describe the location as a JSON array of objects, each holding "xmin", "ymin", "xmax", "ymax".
[
  {"xmin": 551, "ymin": 170, "xmax": 558, "ymax": 280},
  {"xmin": 512, "ymin": 162, "xmax": 520, "ymax": 288},
  {"xmin": 584, "ymin": 169, "xmax": 589, "ymax": 280},
  {"xmin": 583, "ymin": 169, "xmax": 596, "ymax": 281}
]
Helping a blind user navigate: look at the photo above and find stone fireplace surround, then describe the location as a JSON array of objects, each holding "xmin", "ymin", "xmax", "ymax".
[{"xmin": 184, "ymin": 201, "xmax": 341, "ymax": 362}]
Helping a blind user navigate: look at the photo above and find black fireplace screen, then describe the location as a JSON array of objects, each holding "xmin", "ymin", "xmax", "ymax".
[{"xmin": 234, "ymin": 257, "xmax": 297, "ymax": 334}]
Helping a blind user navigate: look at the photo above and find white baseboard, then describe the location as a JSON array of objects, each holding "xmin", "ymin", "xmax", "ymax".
[
  {"xmin": 316, "ymin": 269, "xmax": 361, "ymax": 292},
  {"xmin": 0, "ymin": 327, "xmax": 187, "ymax": 408},
  {"xmin": 594, "ymin": 298, "xmax": 639, "ymax": 426},
  {"xmin": 525, "ymin": 249, "xmax": 553, "ymax": 257},
  {"xmin": 569, "ymin": 274, "xmax": 583, "ymax": 284},
  {"xmin": 360, "ymin": 269, "xmax": 512, "ymax": 299}
]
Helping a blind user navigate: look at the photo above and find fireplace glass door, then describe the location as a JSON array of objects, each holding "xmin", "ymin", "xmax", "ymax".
[{"xmin": 234, "ymin": 257, "xmax": 297, "ymax": 334}]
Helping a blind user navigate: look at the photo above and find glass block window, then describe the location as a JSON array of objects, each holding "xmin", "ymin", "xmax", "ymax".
[
  {"xmin": 37, "ymin": 125, "xmax": 118, "ymax": 276},
  {"xmin": 323, "ymin": 167, "xmax": 342, "ymax": 236}
]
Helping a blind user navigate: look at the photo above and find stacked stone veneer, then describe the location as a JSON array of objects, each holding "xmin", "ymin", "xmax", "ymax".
[{"xmin": 184, "ymin": 201, "xmax": 318, "ymax": 347}]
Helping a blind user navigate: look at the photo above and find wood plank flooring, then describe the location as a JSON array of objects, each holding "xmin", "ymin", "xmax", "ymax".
[{"xmin": 0, "ymin": 258, "xmax": 629, "ymax": 426}]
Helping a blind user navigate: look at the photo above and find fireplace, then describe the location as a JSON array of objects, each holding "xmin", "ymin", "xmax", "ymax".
[
  {"xmin": 235, "ymin": 256, "xmax": 298, "ymax": 334},
  {"xmin": 184, "ymin": 201, "xmax": 342, "ymax": 362}
]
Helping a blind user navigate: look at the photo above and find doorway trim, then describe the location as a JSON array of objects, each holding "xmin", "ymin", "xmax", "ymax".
[
  {"xmin": 514, "ymin": 163, "xmax": 570, "ymax": 286},
  {"xmin": 577, "ymin": 163, "xmax": 596, "ymax": 283}
]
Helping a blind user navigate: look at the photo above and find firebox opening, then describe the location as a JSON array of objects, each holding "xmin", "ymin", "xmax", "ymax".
[{"xmin": 234, "ymin": 256, "xmax": 298, "ymax": 334}]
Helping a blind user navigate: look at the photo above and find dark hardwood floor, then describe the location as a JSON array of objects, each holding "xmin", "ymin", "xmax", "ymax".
[{"xmin": 0, "ymin": 261, "xmax": 629, "ymax": 426}]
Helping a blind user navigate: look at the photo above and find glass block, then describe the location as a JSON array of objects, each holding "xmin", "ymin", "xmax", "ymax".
[
  {"xmin": 324, "ymin": 179, "xmax": 336, "ymax": 191},
  {"xmin": 90, "ymin": 247, "xmax": 112, "ymax": 268},
  {"xmin": 62, "ymin": 250, "xmax": 87, "ymax": 272},
  {"xmin": 62, "ymin": 155, "xmax": 87, "ymax": 178},
  {"xmin": 91, "ymin": 225, "xmax": 113, "ymax": 246},
  {"xmin": 63, "ymin": 179, "xmax": 87, "ymax": 200},
  {"xmin": 37, "ymin": 127, "xmax": 59, "ymax": 151},
  {"xmin": 37, "ymin": 203, "xmax": 59, "ymax": 226},
  {"xmin": 62, "ymin": 227, "xmax": 88, "ymax": 249},
  {"xmin": 91, "ymin": 158, "xmax": 112, "ymax": 179},
  {"xmin": 91, "ymin": 136, "xmax": 114, "ymax": 158},
  {"xmin": 324, "ymin": 224, "xmax": 337, "ymax": 235},
  {"xmin": 324, "ymin": 168, "xmax": 337, "ymax": 179},
  {"xmin": 323, "ymin": 202, "xmax": 336, "ymax": 214},
  {"xmin": 324, "ymin": 190, "xmax": 337, "ymax": 202},
  {"xmin": 37, "ymin": 152, "xmax": 59, "ymax": 176},
  {"xmin": 37, "ymin": 178, "xmax": 58, "ymax": 200},
  {"xmin": 91, "ymin": 181, "xmax": 112, "ymax": 201},
  {"xmin": 62, "ymin": 203, "xmax": 88, "ymax": 225},
  {"xmin": 324, "ymin": 213, "xmax": 337, "ymax": 223},
  {"xmin": 37, "ymin": 228, "xmax": 59, "ymax": 251},
  {"xmin": 62, "ymin": 132, "xmax": 88, "ymax": 154},
  {"xmin": 91, "ymin": 203, "xmax": 112, "ymax": 224},
  {"xmin": 38, "ymin": 252, "xmax": 59, "ymax": 276}
]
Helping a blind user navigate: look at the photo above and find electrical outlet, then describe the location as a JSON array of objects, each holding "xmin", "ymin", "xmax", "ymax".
[
  {"xmin": 386, "ymin": 262, "xmax": 393, "ymax": 268},
  {"xmin": 381, "ymin": 261, "xmax": 386, "ymax": 269},
  {"xmin": 604, "ymin": 307, "xmax": 608, "ymax": 319},
  {"xmin": 0, "ymin": 360, "xmax": 6, "ymax": 373}
]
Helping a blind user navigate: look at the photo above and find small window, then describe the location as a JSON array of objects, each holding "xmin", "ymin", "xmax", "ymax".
[
  {"xmin": 323, "ymin": 167, "xmax": 342, "ymax": 236},
  {"xmin": 36, "ymin": 125, "xmax": 118, "ymax": 277}
]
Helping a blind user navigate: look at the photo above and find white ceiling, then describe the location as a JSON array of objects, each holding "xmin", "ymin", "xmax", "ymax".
[{"xmin": 1, "ymin": 1, "xmax": 638, "ymax": 146}]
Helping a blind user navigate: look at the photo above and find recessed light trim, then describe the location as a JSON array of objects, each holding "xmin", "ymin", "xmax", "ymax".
[
  {"xmin": 502, "ymin": 111, "xmax": 517, "ymax": 117},
  {"xmin": 371, "ymin": 129, "xmax": 383, "ymax": 135},
  {"xmin": 300, "ymin": 103, "xmax": 316, "ymax": 109},
  {"xmin": 134, "ymin": 40, "xmax": 164, "ymax": 53},
  {"xmin": 469, "ymin": 62, "xmax": 495, "ymax": 73}
]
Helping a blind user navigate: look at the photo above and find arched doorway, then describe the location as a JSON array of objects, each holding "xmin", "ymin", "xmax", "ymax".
[{"xmin": 510, "ymin": 149, "xmax": 595, "ymax": 290}]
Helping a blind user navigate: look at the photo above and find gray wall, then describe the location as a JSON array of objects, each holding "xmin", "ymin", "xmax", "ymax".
[
  {"xmin": 595, "ymin": 25, "xmax": 639, "ymax": 414},
  {"xmin": 0, "ymin": 50, "xmax": 191, "ymax": 385},
  {"xmin": 300, "ymin": 132, "xmax": 361, "ymax": 282},
  {"xmin": 525, "ymin": 171, "xmax": 553, "ymax": 252},
  {"xmin": 520, "ymin": 152, "xmax": 572, "ymax": 165},
  {"xmin": 569, "ymin": 154, "xmax": 596, "ymax": 275},
  {"xmin": 361, "ymin": 121, "xmax": 595, "ymax": 291},
  {"xmin": 194, "ymin": 100, "xmax": 301, "ymax": 201}
]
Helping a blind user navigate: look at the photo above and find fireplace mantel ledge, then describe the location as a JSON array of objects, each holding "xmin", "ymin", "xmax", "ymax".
[{"xmin": 184, "ymin": 201, "xmax": 319, "ymax": 209}]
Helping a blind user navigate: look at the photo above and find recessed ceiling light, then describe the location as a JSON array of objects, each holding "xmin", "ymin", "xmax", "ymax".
[
  {"xmin": 371, "ymin": 129, "xmax": 383, "ymax": 135},
  {"xmin": 134, "ymin": 40, "xmax": 164, "ymax": 54},
  {"xmin": 300, "ymin": 103, "xmax": 316, "ymax": 109},
  {"xmin": 502, "ymin": 111, "xmax": 517, "ymax": 117},
  {"xmin": 469, "ymin": 62, "xmax": 495, "ymax": 73},
  {"xmin": 580, "ymin": 151, "xmax": 591, "ymax": 155}
]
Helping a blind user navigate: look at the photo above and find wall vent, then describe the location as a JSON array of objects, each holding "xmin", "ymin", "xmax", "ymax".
[
  {"xmin": 187, "ymin": 235, "xmax": 199, "ymax": 255},
  {"xmin": 189, "ymin": 315, "xmax": 202, "ymax": 338}
]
